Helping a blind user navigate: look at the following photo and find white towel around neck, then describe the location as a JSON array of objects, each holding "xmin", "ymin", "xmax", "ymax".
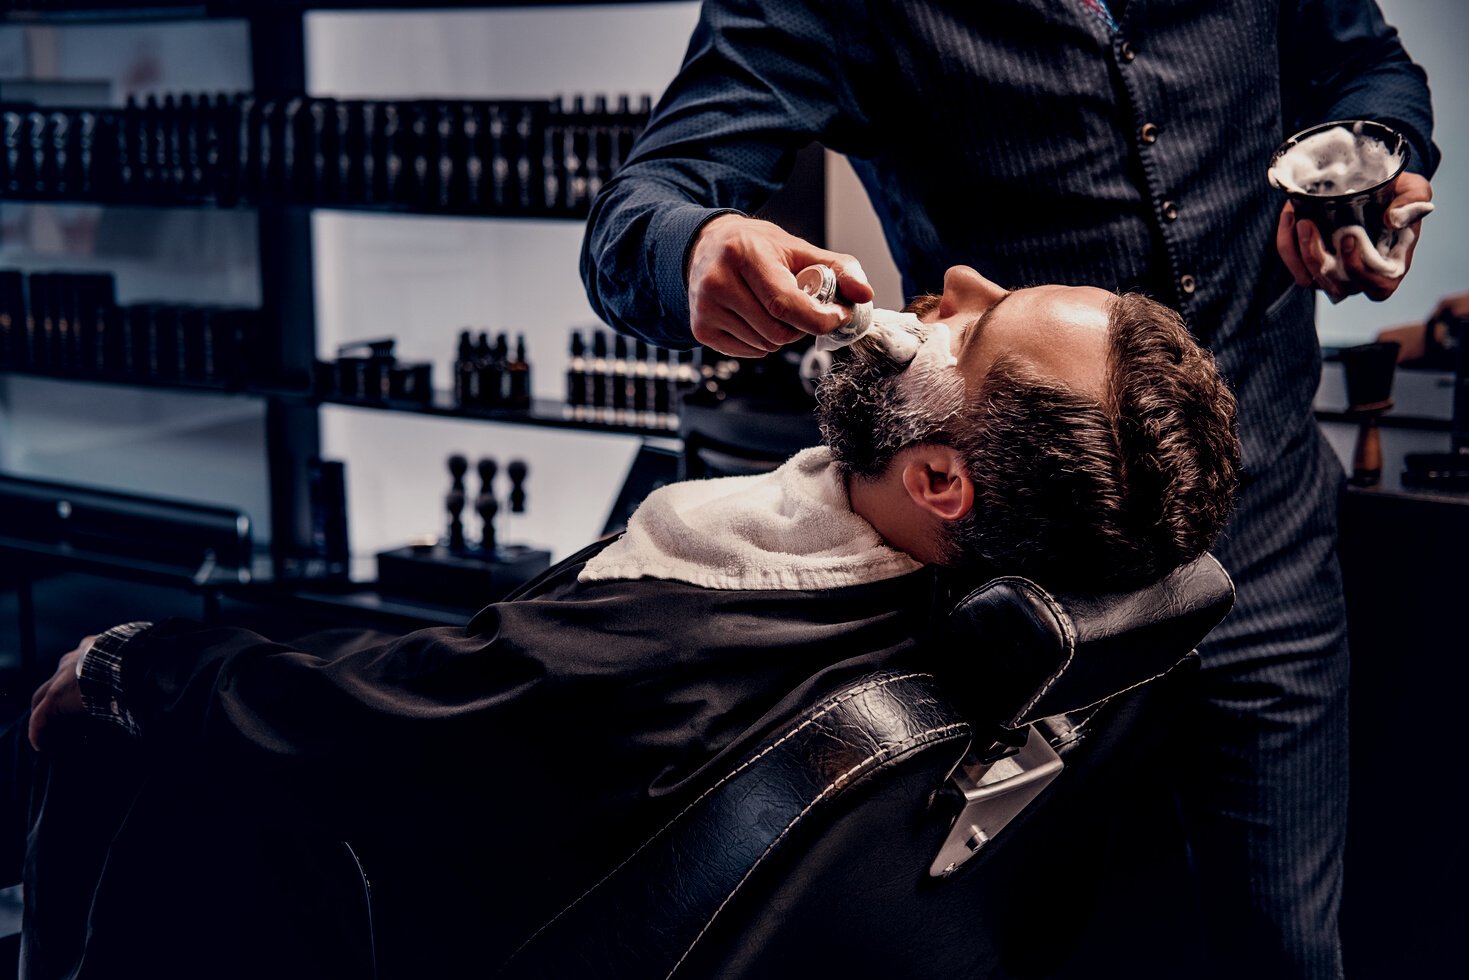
[{"xmin": 579, "ymin": 446, "xmax": 922, "ymax": 591}]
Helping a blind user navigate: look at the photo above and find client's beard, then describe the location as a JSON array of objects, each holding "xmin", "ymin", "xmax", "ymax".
[{"xmin": 816, "ymin": 320, "xmax": 965, "ymax": 478}]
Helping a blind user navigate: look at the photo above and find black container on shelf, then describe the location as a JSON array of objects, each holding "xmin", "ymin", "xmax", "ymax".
[
  {"xmin": 389, "ymin": 362, "xmax": 433, "ymax": 402},
  {"xmin": 0, "ymin": 268, "xmax": 259, "ymax": 390}
]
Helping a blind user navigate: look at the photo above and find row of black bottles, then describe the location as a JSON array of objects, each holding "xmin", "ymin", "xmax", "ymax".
[
  {"xmin": 0, "ymin": 268, "xmax": 260, "ymax": 387},
  {"xmin": 2, "ymin": 92, "xmax": 651, "ymax": 216},
  {"xmin": 564, "ymin": 328, "xmax": 702, "ymax": 430},
  {"xmin": 455, "ymin": 330, "xmax": 531, "ymax": 410}
]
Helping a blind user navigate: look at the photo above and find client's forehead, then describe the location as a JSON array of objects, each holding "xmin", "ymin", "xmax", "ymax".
[
  {"xmin": 993, "ymin": 283, "xmax": 1114, "ymax": 322},
  {"xmin": 952, "ymin": 284, "xmax": 1113, "ymax": 395}
]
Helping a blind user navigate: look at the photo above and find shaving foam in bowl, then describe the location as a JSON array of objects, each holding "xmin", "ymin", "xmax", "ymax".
[{"xmin": 1267, "ymin": 120, "xmax": 1410, "ymax": 251}]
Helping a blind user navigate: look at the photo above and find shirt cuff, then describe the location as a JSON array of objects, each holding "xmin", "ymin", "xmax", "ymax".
[
  {"xmin": 649, "ymin": 204, "xmax": 746, "ymax": 330},
  {"xmin": 76, "ymin": 621, "xmax": 152, "ymax": 737}
]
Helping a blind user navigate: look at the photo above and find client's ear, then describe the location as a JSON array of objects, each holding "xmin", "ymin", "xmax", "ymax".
[{"xmin": 899, "ymin": 445, "xmax": 975, "ymax": 523}]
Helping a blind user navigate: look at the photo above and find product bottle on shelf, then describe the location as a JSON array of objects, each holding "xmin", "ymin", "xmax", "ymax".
[
  {"xmin": 140, "ymin": 95, "xmax": 161, "ymax": 191},
  {"xmin": 633, "ymin": 338, "xmax": 651, "ymax": 428},
  {"xmin": 609, "ymin": 94, "xmax": 632, "ymax": 175},
  {"xmin": 611, "ymin": 333, "xmax": 629, "ymax": 424},
  {"xmin": 565, "ymin": 329, "xmax": 587, "ymax": 420},
  {"xmin": 163, "ymin": 94, "xmax": 183, "ymax": 191},
  {"xmin": 591, "ymin": 330, "xmax": 610, "ymax": 423},
  {"xmin": 675, "ymin": 350, "xmax": 699, "ymax": 415},
  {"xmin": 653, "ymin": 345, "xmax": 672, "ymax": 429},
  {"xmin": 507, "ymin": 333, "xmax": 531, "ymax": 409},
  {"xmin": 473, "ymin": 331, "xmax": 494, "ymax": 406},
  {"xmin": 542, "ymin": 96, "xmax": 563, "ymax": 214},
  {"xmin": 514, "ymin": 104, "xmax": 536, "ymax": 212},
  {"xmin": 382, "ymin": 102, "xmax": 403, "ymax": 203},
  {"xmin": 362, "ymin": 101, "xmax": 380, "ymax": 203},
  {"xmin": 588, "ymin": 94, "xmax": 609, "ymax": 201},
  {"xmin": 564, "ymin": 94, "xmax": 587, "ymax": 213},
  {"xmin": 489, "ymin": 333, "xmax": 511, "ymax": 407},
  {"xmin": 454, "ymin": 329, "xmax": 476, "ymax": 407},
  {"xmin": 463, "ymin": 103, "xmax": 484, "ymax": 209},
  {"xmin": 487, "ymin": 104, "xmax": 508, "ymax": 209}
]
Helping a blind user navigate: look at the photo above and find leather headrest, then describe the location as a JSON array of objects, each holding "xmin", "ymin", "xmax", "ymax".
[{"xmin": 936, "ymin": 553, "xmax": 1234, "ymax": 730}]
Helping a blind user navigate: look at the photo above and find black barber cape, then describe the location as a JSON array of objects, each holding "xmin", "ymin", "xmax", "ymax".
[{"xmin": 63, "ymin": 539, "xmax": 941, "ymax": 979}]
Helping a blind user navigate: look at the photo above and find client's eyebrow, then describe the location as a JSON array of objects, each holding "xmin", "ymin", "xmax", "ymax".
[{"xmin": 960, "ymin": 290, "xmax": 1013, "ymax": 343}]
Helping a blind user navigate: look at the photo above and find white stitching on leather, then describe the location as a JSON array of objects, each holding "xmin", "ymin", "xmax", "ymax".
[
  {"xmin": 1013, "ymin": 585, "xmax": 1077, "ymax": 722},
  {"xmin": 954, "ymin": 576, "xmax": 1078, "ymax": 726},
  {"xmin": 504, "ymin": 672, "xmax": 953, "ymax": 967},
  {"xmin": 1045, "ymin": 652, "xmax": 1196, "ymax": 723},
  {"xmin": 666, "ymin": 719, "xmax": 970, "ymax": 978}
]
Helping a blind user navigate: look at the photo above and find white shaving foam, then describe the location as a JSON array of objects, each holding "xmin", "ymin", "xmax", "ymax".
[
  {"xmin": 815, "ymin": 306, "xmax": 926, "ymax": 364},
  {"xmin": 1268, "ymin": 122, "xmax": 1401, "ymax": 197}
]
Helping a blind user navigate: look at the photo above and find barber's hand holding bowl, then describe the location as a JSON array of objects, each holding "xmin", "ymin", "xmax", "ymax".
[
  {"xmin": 1276, "ymin": 170, "xmax": 1433, "ymax": 304},
  {"xmin": 1268, "ymin": 120, "xmax": 1430, "ymax": 303},
  {"xmin": 687, "ymin": 214, "xmax": 873, "ymax": 357}
]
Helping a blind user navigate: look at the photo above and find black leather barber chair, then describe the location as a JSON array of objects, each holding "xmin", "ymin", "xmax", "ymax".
[
  {"xmin": 498, "ymin": 554, "xmax": 1233, "ymax": 979},
  {"xmin": 678, "ymin": 397, "xmax": 822, "ymax": 479}
]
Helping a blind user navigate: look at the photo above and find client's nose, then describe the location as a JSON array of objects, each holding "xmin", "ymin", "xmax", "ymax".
[{"xmin": 938, "ymin": 266, "xmax": 1008, "ymax": 320}]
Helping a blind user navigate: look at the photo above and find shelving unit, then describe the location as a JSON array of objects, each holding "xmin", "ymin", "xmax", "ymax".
[
  {"xmin": 0, "ymin": 1, "xmax": 702, "ymax": 579},
  {"xmin": 2, "ymin": 0, "xmax": 821, "ymax": 644}
]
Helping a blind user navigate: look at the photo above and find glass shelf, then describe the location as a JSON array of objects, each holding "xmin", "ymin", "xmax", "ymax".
[{"xmin": 0, "ymin": 368, "xmax": 682, "ymax": 439}]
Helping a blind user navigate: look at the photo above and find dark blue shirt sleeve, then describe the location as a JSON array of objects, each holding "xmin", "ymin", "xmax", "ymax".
[
  {"xmin": 1281, "ymin": 0, "xmax": 1439, "ymax": 177},
  {"xmin": 580, "ymin": 0, "xmax": 879, "ymax": 348}
]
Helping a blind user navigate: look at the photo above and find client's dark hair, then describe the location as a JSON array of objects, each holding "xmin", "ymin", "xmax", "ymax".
[{"xmin": 817, "ymin": 292, "xmax": 1240, "ymax": 592}]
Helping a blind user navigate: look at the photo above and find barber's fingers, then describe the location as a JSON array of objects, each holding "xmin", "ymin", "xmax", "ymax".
[
  {"xmin": 30, "ymin": 673, "xmax": 52, "ymax": 712},
  {"xmin": 745, "ymin": 244, "xmax": 874, "ymax": 337},
  {"xmin": 697, "ymin": 332, "xmax": 775, "ymax": 359},
  {"xmin": 691, "ymin": 279, "xmax": 808, "ymax": 355},
  {"xmin": 688, "ymin": 214, "xmax": 873, "ymax": 349},
  {"xmin": 1294, "ymin": 217, "xmax": 1349, "ymax": 302},
  {"xmin": 1385, "ymin": 172, "xmax": 1433, "ymax": 224},
  {"xmin": 1333, "ymin": 173, "xmax": 1432, "ymax": 302},
  {"xmin": 1276, "ymin": 205, "xmax": 1312, "ymax": 288},
  {"xmin": 740, "ymin": 263, "xmax": 848, "ymax": 339},
  {"xmin": 781, "ymin": 243, "xmax": 874, "ymax": 308},
  {"xmin": 708, "ymin": 278, "xmax": 810, "ymax": 348},
  {"xmin": 692, "ymin": 306, "xmax": 785, "ymax": 357},
  {"xmin": 1338, "ymin": 233, "xmax": 1410, "ymax": 302},
  {"xmin": 28, "ymin": 680, "xmax": 60, "ymax": 752},
  {"xmin": 28, "ymin": 647, "xmax": 85, "ymax": 752}
]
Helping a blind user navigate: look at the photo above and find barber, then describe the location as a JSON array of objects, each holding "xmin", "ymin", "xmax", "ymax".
[{"xmin": 581, "ymin": 1, "xmax": 1438, "ymax": 976}]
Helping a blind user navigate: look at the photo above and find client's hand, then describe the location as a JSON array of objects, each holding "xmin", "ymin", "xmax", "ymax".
[
  {"xmin": 687, "ymin": 214, "xmax": 873, "ymax": 357},
  {"xmin": 29, "ymin": 635, "xmax": 95, "ymax": 752}
]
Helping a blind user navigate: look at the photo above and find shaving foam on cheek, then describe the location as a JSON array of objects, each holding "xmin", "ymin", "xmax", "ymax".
[
  {"xmin": 867, "ymin": 309, "xmax": 925, "ymax": 364},
  {"xmin": 815, "ymin": 307, "xmax": 926, "ymax": 362},
  {"xmin": 920, "ymin": 321, "xmax": 958, "ymax": 369}
]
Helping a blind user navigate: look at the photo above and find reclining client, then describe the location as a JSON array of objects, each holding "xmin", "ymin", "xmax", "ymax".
[{"xmin": 9, "ymin": 265, "xmax": 1240, "ymax": 979}]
